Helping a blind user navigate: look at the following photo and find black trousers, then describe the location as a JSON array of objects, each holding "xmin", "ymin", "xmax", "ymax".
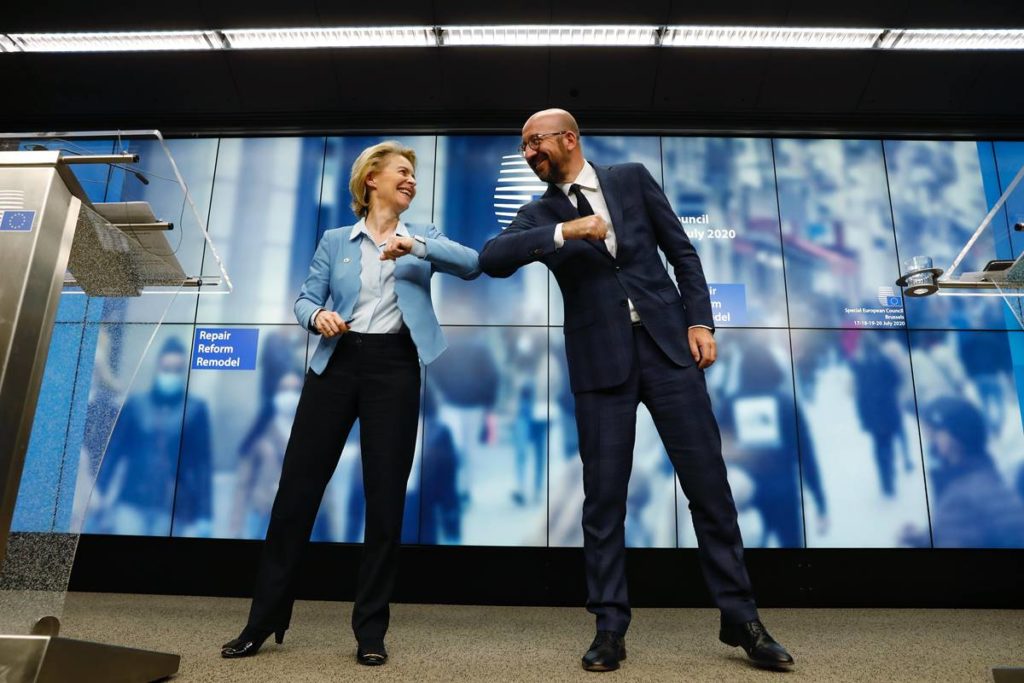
[
  {"xmin": 247, "ymin": 331, "xmax": 420, "ymax": 647},
  {"xmin": 574, "ymin": 324, "xmax": 759, "ymax": 635}
]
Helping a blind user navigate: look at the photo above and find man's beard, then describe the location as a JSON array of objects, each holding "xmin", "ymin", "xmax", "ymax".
[{"xmin": 530, "ymin": 153, "xmax": 564, "ymax": 184}]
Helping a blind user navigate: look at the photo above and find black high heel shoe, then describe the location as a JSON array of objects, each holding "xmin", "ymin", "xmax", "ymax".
[
  {"xmin": 221, "ymin": 626, "xmax": 286, "ymax": 658},
  {"xmin": 356, "ymin": 641, "xmax": 388, "ymax": 666}
]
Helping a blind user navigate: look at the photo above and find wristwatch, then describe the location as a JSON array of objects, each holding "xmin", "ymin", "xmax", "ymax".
[{"xmin": 411, "ymin": 234, "xmax": 428, "ymax": 257}]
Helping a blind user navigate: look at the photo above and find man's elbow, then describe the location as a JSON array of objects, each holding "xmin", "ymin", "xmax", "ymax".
[
  {"xmin": 478, "ymin": 251, "xmax": 514, "ymax": 279},
  {"xmin": 459, "ymin": 262, "xmax": 483, "ymax": 281}
]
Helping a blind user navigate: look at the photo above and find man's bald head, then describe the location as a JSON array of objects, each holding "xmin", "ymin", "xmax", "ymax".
[{"xmin": 523, "ymin": 108, "xmax": 580, "ymax": 137}]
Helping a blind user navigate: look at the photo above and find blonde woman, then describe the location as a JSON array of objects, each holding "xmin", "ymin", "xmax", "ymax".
[{"xmin": 222, "ymin": 141, "xmax": 479, "ymax": 665}]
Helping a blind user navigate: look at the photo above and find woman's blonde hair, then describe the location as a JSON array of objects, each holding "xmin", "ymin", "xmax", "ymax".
[{"xmin": 349, "ymin": 141, "xmax": 417, "ymax": 218}]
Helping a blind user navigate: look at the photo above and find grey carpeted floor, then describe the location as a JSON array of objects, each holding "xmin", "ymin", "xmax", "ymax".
[{"xmin": 55, "ymin": 593, "xmax": 1022, "ymax": 682}]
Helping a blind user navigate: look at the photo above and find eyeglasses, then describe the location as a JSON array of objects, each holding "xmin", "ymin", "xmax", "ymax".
[{"xmin": 518, "ymin": 130, "xmax": 568, "ymax": 156}]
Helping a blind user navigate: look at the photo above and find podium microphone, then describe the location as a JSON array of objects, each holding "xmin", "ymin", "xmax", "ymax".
[{"xmin": 27, "ymin": 143, "xmax": 151, "ymax": 185}]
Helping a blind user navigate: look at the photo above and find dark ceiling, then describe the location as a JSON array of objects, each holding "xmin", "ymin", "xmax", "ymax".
[{"xmin": 4, "ymin": 0, "xmax": 1024, "ymax": 137}]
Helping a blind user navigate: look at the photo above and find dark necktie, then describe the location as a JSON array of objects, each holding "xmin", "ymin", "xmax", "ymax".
[{"xmin": 569, "ymin": 184, "xmax": 595, "ymax": 218}]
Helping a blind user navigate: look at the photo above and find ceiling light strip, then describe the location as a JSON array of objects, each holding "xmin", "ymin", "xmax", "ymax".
[
  {"xmin": 441, "ymin": 25, "xmax": 659, "ymax": 46},
  {"xmin": 892, "ymin": 29, "xmax": 1024, "ymax": 50},
  {"xmin": 222, "ymin": 27, "xmax": 436, "ymax": 49},
  {"xmin": 7, "ymin": 30, "xmax": 217, "ymax": 52},
  {"xmin": 661, "ymin": 26, "xmax": 885, "ymax": 49},
  {"xmin": 1, "ymin": 26, "xmax": 1023, "ymax": 53}
]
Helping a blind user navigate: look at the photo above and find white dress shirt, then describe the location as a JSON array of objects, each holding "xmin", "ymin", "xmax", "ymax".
[{"xmin": 552, "ymin": 161, "xmax": 640, "ymax": 323}]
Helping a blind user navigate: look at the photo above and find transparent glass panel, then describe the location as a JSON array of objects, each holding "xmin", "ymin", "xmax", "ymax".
[
  {"xmin": 1, "ymin": 131, "xmax": 228, "ymax": 634},
  {"xmin": 4, "ymin": 314, "xmax": 190, "ymax": 632},
  {"xmin": 80, "ymin": 325, "xmax": 193, "ymax": 537},
  {"xmin": 86, "ymin": 137, "xmax": 220, "ymax": 324},
  {"xmin": 0, "ymin": 130, "xmax": 230, "ymax": 297}
]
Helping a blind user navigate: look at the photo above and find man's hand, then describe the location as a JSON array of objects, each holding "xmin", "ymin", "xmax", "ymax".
[
  {"xmin": 688, "ymin": 327, "xmax": 717, "ymax": 369},
  {"xmin": 380, "ymin": 235, "xmax": 414, "ymax": 261},
  {"xmin": 314, "ymin": 310, "xmax": 350, "ymax": 338},
  {"xmin": 561, "ymin": 215, "xmax": 608, "ymax": 241}
]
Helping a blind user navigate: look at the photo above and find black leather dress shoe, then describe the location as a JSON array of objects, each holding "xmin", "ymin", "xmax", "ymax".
[
  {"xmin": 719, "ymin": 619, "xmax": 794, "ymax": 669},
  {"xmin": 221, "ymin": 627, "xmax": 285, "ymax": 658},
  {"xmin": 582, "ymin": 631, "xmax": 626, "ymax": 672},
  {"xmin": 356, "ymin": 642, "xmax": 388, "ymax": 666}
]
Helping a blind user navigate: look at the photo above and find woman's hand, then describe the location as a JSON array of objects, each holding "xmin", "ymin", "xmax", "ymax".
[
  {"xmin": 380, "ymin": 235, "xmax": 414, "ymax": 261},
  {"xmin": 314, "ymin": 310, "xmax": 350, "ymax": 338}
]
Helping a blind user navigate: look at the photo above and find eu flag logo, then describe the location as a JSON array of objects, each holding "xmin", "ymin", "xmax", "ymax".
[{"xmin": 0, "ymin": 210, "xmax": 35, "ymax": 232}]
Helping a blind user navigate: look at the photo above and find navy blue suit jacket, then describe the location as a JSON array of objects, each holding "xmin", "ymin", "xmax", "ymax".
[{"xmin": 480, "ymin": 162, "xmax": 714, "ymax": 394}]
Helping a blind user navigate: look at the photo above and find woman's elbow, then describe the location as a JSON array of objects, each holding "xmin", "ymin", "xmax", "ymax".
[
  {"xmin": 294, "ymin": 299, "xmax": 316, "ymax": 328},
  {"xmin": 449, "ymin": 246, "xmax": 481, "ymax": 280}
]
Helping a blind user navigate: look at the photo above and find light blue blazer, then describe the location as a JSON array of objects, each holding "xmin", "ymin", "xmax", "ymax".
[{"xmin": 296, "ymin": 223, "xmax": 480, "ymax": 373}]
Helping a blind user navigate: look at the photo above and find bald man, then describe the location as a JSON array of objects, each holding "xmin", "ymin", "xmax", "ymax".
[{"xmin": 480, "ymin": 110, "xmax": 793, "ymax": 672}]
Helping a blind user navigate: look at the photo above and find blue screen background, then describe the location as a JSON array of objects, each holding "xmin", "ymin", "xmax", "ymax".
[{"xmin": 14, "ymin": 134, "xmax": 1024, "ymax": 549}]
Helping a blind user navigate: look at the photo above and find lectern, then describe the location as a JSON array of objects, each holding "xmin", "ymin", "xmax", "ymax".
[{"xmin": 0, "ymin": 131, "xmax": 230, "ymax": 682}]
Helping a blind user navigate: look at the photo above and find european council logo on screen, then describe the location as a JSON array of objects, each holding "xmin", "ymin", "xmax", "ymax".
[
  {"xmin": 878, "ymin": 286, "xmax": 902, "ymax": 308},
  {"xmin": 493, "ymin": 154, "xmax": 546, "ymax": 229}
]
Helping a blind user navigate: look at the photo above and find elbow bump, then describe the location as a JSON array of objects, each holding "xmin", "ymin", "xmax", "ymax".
[{"xmin": 480, "ymin": 263, "xmax": 513, "ymax": 279}]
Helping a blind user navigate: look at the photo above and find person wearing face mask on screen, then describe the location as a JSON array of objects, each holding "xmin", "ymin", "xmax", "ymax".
[
  {"xmin": 221, "ymin": 141, "xmax": 480, "ymax": 666},
  {"xmin": 89, "ymin": 336, "xmax": 212, "ymax": 537},
  {"xmin": 229, "ymin": 369, "xmax": 313, "ymax": 539}
]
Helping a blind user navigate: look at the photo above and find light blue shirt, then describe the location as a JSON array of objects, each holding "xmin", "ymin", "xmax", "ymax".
[{"xmin": 315, "ymin": 220, "xmax": 428, "ymax": 334}]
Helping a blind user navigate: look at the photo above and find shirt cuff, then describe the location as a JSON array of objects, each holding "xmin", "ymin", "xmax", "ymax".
[
  {"xmin": 554, "ymin": 223, "xmax": 565, "ymax": 249},
  {"xmin": 410, "ymin": 236, "xmax": 427, "ymax": 258},
  {"xmin": 309, "ymin": 308, "xmax": 323, "ymax": 331},
  {"xmin": 689, "ymin": 324, "xmax": 714, "ymax": 332}
]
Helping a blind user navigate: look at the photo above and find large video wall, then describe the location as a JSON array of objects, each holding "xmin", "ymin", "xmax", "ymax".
[{"xmin": 13, "ymin": 134, "xmax": 1024, "ymax": 549}]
